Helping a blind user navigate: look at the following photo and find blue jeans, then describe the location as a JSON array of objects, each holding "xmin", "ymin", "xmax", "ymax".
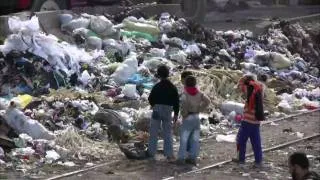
[
  {"xmin": 178, "ymin": 114, "xmax": 200, "ymax": 160},
  {"xmin": 147, "ymin": 105, "xmax": 173, "ymax": 158},
  {"xmin": 237, "ymin": 121, "xmax": 263, "ymax": 164}
]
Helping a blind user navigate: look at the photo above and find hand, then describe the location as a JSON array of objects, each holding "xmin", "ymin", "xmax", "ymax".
[
  {"xmin": 173, "ymin": 115, "xmax": 178, "ymax": 123},
  {"xmin": 176, "ymin": 119, "xmax": 182, "ymax": 125}
]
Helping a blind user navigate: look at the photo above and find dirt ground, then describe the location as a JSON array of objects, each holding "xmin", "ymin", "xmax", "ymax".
[
  {"xmin": 42, "ymin": 111, "xmax": 320, "ymax": 180},
  {"xmin": 180, "ymin": 137, "xmax": 320, "ymax": 180}
]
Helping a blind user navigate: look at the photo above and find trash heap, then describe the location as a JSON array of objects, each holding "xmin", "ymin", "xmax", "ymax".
[{"xmin": 0, "ymin": 12, "xmax": 319, "ymax": 173}]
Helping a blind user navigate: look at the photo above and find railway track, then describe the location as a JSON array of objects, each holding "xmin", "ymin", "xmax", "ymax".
[
  {"xmin": 46, "ymin": 109, "xmax": 319, "ymax": 180},
  {"xmin": 163, "ymin": 133, "xmax": 320, "ymax": 180}
]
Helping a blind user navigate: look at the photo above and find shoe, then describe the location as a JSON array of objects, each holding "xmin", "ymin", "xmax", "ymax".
[
  {"xmin": 175, "ymin": 159, "xmax": 185, "ymax": 165},
  {"xmin": 253, "ymin": 163, "xmax": 262, "ymax": 169},
  {"xmin": 232, "ymin": 157, "xmax": 240, "ymax": 163},
  {"xmin": 185, "ymin": 158, "xmax": 193, "ymax": 164},
  {"xmin": 167, "ymin": 156, "xmax": 176, "ymax": 163},
  {"xmin": 145, "ymin": 151, "xmax": 156, "ymax": 161},
  {"xmin": 253, "ymin": 163, "xmax": 269, "ymax": 170},
  {"xmin": 187, "ymin": 159, "xmax": 198, "ymax": 166}
]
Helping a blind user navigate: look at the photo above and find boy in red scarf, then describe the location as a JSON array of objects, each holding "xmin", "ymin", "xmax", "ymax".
[
  {"xmin": 236, "ymin": 75, "xmax": 265, "ymax": 167},
  {"xmin": 176, "ymin": 75, "xmax": 210, "ymax": 165}
]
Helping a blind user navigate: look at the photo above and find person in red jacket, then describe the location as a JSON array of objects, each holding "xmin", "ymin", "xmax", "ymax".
[{"xmin": 236, "ymin": 75, "xmax": 265, "ymax": 167}]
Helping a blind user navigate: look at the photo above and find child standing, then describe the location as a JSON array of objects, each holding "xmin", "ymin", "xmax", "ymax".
[
  {"xmin": 236, "ymin": 75, "xmax": 265, "ymax": 167},
  {"xmin": 177, "ymin": 75, "xmax": 210, "ymax": 165},
  {"xmin": 147, "ymin": 65, "xmax": 179, "ymax": 161}
]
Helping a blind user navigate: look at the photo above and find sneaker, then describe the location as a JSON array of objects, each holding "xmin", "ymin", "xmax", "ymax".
[
  {"xmin": 238, "ymin": 163, "xmax": 246, "ymax": 170},
  {"xmin": 185, "ymin": 158, "xmax": 193, "ymax": 164},
  {"xmin": 175, "ymin": 159, "xmax": 185, "ymax": 165},
  {"xmin": 232, "ymin": 157, "xmax": 240, "ymax": 163},
  {"xmin": 167, "ymin": 156, "xmax": 176, "ymax": 163},
  {"xmin": 253, "ymin": 163, "xmax": 263, "ymax": 169},
  {"xmin": 187, "ymin": 159, "xmax": 198, "ymax": 166}
]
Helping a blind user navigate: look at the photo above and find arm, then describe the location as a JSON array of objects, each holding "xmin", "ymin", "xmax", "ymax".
[
  {"xmin": 200, "ymin": 93, "xmax": 211, "ymax": 112},
  {"xmin": 172, "ymin": 86, "xmax": 180, "ymax": 118},
  {"xmin": 180, "ymin": 94, "xmax": 188, "ymax": 119},
  {"xmin": 148, "ymin": 85, "xmax": 156, "ymax": 107},
  {"xmin": 255, "ymin": 91, "xmax": 265, "ymax": 121},
  {"xmin": 238, "ymin": 76, "xmax": 247, "ymax": 94}
]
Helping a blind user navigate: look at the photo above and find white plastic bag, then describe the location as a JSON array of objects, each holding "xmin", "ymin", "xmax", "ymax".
[
  {"xmin": 150, "ymin": 48, "xmax": 166, "ymax": 57},
  {"xmin": 269, "ymin": 52, "xmax": 292, "ymax": 69},
  {"xmin": 278, "ymin": 100, "xmax": 293, "ymax": 112},
  {"xmin": 0, "ymin": 34, "xmax": 29, "ymax": 55},
  {"xmin": 13, "ymin": 134, "xmax": 33, "ymax": 148},
  {"xmin": 59, "ymin": 14, "xmax": 73, "ymax": 26},
  {"xmin": 111, "ymin": 53, "xmax": 138, "ymax": 84},
  {"xmin": 8, "ymin": 16, "xmax": 40, "ymax": 34},
  {"xmin": 90, "ymin": 16, "xmax": 115, "ymax": 37},
  {"xmin": 46, "ymin": 150, "xmax": 60, "ymax": 163},
  {"xmin": 216, "ymin": 134, "xmax": 236, "ymax": 143},
  {"xmin": 86, "ymin": 36, "xmax": 102, "ymax": 50},
  {"xmin": 61, "ymin": 17, "xmax": 90, "ymax": 32},
  {"xmin": 185, "ymin": 44, "xmax": 201, "ymax": 56},
  {"xmin": 11, "ymin": 147, "xmax": 35, "ymax": 156},
  {"xmin": 122, "ymin": 84, "xmax": 138, "ymax": 99},
  {"xmin": 161, "ymin": 35, "xmax": 184, "ymax": 48},
  {"xmin": 78, "ymin": 70, "xmax": 95, "ymax": 86},
  {"xmin": 169, "ymin": 50, "xmax": 187, "ymax": 64},
  {"xmin": 5, "ymin": 104, "xmax": 55, "ymax": 140}
]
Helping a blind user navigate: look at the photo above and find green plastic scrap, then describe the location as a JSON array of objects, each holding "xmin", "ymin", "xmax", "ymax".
[{"xmin": 121, "ymin": 30, "xmax": 157, "ymax": 42}]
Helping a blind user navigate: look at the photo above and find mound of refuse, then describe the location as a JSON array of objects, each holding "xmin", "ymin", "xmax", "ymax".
[{"xmin": 0, "ymin": 12, "xmax": 319, "ymax": 176}]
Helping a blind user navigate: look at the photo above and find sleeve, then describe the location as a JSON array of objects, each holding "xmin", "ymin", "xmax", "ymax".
[
  {"xmin": 200, "ymin": 93, "xmax": 211, "ymax": 112},
  {"xmin": 172, "ymin": 86, "xmax": 180, "ymax": 117},
  {"xmin": 255, "ymin": 91, "xmax": 265, "ymax": 121},
  {"xmin": 180, "ymin": 94, "xmax": 188, "ymax": 119},
  {"xmin": 148, "ymin": 86, "xmax": 156, "ymax": 107},
  {"xmin": 238, "ymin": 76, "xmax": 247, "ymax": 94}
]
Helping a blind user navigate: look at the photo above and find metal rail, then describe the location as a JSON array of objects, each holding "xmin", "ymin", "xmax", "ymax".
[
  {"xmin": 46, "ymin": 110, "xmax": 319, "ymax": 180},
  {"xmin": 163, "ymin": 133, "xmax": 320, "ymax": 180}
]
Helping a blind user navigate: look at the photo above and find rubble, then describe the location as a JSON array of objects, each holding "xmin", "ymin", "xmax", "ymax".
[{"xmin": 0, "ymin": 10, "xmax": 319, "ymax": 175}]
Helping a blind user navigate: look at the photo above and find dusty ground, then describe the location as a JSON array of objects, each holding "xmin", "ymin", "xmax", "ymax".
[
  {"xmin": 37, "ymin": 111, "xmax": 319, "ymax": 180},
  {"xmin": 179, "ymin": 137, "xmax": 320, "ymax": 180}
]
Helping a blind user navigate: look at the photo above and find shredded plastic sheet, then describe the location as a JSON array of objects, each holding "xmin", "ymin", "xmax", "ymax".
[{"xmin": 0, "ymin": 16, "xmax": 104, "ymax": 77}]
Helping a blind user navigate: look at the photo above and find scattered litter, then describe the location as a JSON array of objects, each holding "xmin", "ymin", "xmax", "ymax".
[
  {"xmin": 85, "ymin": 162, "xmax": 95, "ymax": 167},
  {"xmin": 216, "ymin": 134, "xmax": 236, "ymax": 143},
  {"xmin": 0, "ymin": 9, "xmax": 319, "ymax": 176},
  {"xmin": 296, "ymin": 132, "xmax": 304, "ymax": 138},
  {"xmin": 45, "ymin": 150, "xmax": 61, "ymax": 163},
  {"xmin": 58, "ymin": 161, "xmax": 76, "ymax": 167}
]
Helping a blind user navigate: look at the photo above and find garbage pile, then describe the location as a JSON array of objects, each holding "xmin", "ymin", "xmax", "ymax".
[{"xmin": 0, "ymin": 12, "xmax": 319, "ymax": 174}]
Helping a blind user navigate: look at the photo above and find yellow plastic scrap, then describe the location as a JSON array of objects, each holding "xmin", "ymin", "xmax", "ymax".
[{"xmin": 12, "ymin": 94, "xmax": 33, "ymax": 109}]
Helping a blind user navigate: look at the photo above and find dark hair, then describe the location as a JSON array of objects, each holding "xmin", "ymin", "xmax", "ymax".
[
  {"xmin": 181, "ymin": 71, "xmax": 193, "ymax": 80},
  {"xmin": 244, "ymin": 75, "xmax": 255, "ymax": 86},
  {"xmin": 289, "ymin": 152, "xmax": 309, "ymax": 169},
  {"xmin": 244, "ymin": 75, "xmax": 255, "ymax": 104},
  {"xmin": 258, "ymin": 74, "xmax": 268, "ymax": 82},
  {"xmin": 185, "ymin": 75, "xmax": 197, "ymax": 87},
  {"xmin": 156, "ymin": 65, "xmax": 170, "ymax": 79}
]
